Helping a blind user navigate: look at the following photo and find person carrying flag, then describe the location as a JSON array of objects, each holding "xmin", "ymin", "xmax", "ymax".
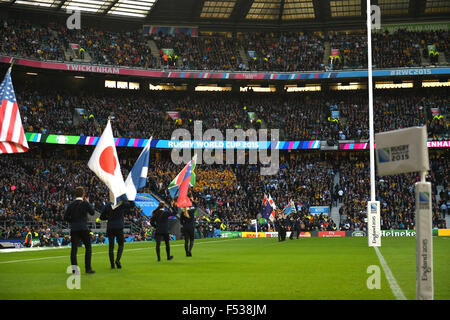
[
  {"xmin": 180, "ymin": 196, "xmax": 196, "ymax": 257},
  {"xmin": 100, "ymin": 200, "xmax": 135, "ymax": 269},
  {"xmin": 276, "ymin": 210, "xmax": 287, "ymax": 242},
  {"xmin": 64, "ymin": 186, "xmax": 96, "ymax": 274},
  {"xmin": 150, "ymin": 201, "xmax": 174, "ymax": 262}
]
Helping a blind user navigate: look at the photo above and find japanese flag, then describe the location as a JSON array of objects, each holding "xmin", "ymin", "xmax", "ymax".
[{"xmin": 88, "ymin": 120, "xmax": 127, "ymax": 207}]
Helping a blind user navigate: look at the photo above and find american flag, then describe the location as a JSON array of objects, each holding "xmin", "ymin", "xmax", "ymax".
[{"xmin": 0, "ymin": 69, "xmax": 29, "ymax": 154}]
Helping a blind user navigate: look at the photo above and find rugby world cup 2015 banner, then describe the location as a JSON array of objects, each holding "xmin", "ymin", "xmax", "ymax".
[
  {"xmin": 24, "ymin": 133, "xmax": 321, "ymax": 150},
  {"xmin": 340, "ymin": 140, "xmax": 449, "ymax": 150},
  {"xmin": 2, "ymin": 56, "xmax": 450, "ymax": 79}
]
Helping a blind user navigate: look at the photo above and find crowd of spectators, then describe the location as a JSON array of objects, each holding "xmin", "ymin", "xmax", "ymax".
[
  {"xmin": 242, "ymin": 32, "xmax": 326, "ymax": 72},
  {"xmin": 0, "ymin": 19, "xmax": 158, "ymax": 68},
  {"xmin": 0, "ymin": 150, "xmax": 448, "ymax": 244},
  {"xmin": 14, "ymin": 88, "xmax": 449, "ymax": 142},
  {"xmin": 337, "ymin": 156, "xmax": 448, "ymax": 231},
  {"xmin": 2, "ymin": 19, "xmax": 449, "ymax": 72},
  {"xmin": 327, "ymin": 29, "xmax": 450, "ymax": 70},
  {"xmin": 328, "ymin": 32, "xmax": 367, "ymax": 70},
  {"xmin": 153, "ymin": 32, "xmax": 245, "ymax": 71},
  {"xmin": 0, "ymin": 155, "xmax": 152, "ymax": 242},
  {"xmin": 372, "ymin": 30, "xmax": 422, "ymax": 68},
  {"xmin": 0, "ymin": 20, "xmax": 66, "ymax": 62},
  {"xmin": 144, "ymin": 156, "xmax": 338, "ymax": 233}
]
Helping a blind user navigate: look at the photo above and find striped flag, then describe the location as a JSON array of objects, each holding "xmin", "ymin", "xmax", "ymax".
[
  {"xmin": 0, "ymin": 68, "xmax": 29, "ymax": 154},
  {"xmin": 168, "ymin": 154, "xmax": 197, "ymax": 207},
  {"xmin": 281, "ymin": 200, "xmax": 297, "ymax": 215},
  {"xmin": 168, "ymin": 153, "xmax": 197, "ymax": 199}
]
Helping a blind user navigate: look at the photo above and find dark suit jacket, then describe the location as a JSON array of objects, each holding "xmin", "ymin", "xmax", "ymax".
[
  {"xmin": 151, "ymin": 208, "xmax": 171, "ymax": 234},
  {"xmin": 100, "ymin": 201, "xmax": 135, "ymax": 230},
  {"xmin": 64, "ymin": 199, "xmax": 95, "ymax": 231}
]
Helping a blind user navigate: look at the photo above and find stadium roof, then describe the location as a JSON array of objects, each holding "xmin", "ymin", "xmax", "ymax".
[{"xmin": 1, "ymin": 0, "xmax": 449, "ymax": 27}]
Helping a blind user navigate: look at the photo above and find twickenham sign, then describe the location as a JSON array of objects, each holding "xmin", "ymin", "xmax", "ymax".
[{"xmin": 66, "ymin": 64, "xmax": 120, "ymax": 74}]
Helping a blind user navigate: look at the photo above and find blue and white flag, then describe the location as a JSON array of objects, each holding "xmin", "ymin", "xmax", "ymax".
[
  {"xmin": 282, "ymin": 200, "xmax": 297, "ymax": 215},
  {"xmin": 125, "ymin": 137, "xmax": 152, "ymax": 201}
]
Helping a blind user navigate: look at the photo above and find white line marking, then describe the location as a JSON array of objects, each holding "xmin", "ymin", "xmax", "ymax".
[
  {"xmin": 0, "ymin": 239, "xmax": 242, "ymax": 264},
  {"xmin": 373, "ymin": 246, "xmax": 407, "ymax": 300}
]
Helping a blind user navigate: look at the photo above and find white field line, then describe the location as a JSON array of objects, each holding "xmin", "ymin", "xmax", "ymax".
[
  {"xmin": 374, "ymin": 246, "xmax": 407, "ymax": 300},
  {"xmin": 0, "ymin": 238, "xmax": 243, "ymax": 264}
]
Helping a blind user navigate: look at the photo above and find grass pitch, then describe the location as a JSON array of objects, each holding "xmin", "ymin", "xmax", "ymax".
[{"xmin": 0, "ymin": 237, "xmax": 449, "ymax": 300}]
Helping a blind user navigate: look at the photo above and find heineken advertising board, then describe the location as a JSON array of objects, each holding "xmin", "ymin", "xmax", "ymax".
[{"xmin": 382, "ymin": 229, "xmax": 416, "ymax": 237}]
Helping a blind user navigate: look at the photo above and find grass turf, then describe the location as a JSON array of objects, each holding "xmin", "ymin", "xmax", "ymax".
[{"xmin": 0, "ymin": 237, "xmax": 448, "ymax": 300}]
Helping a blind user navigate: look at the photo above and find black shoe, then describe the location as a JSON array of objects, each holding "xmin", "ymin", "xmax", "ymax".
[
  {"xmin": 115, "ymin": 260, "xmax": 122, "ymax": 269},
  {"xmin": 86, "ymin": 269, "xmax": 96, "ymax": 274},
  {"xmin": 167, "ymin": 256, "xmax": 173, "ymax": 261},
  {"xmin": 187, "ymin": 252, "xmax": 192, "ymax": 257},
  {"xmin": 111, "ymin": 264, "xmax": 115, "ymax": 269}
]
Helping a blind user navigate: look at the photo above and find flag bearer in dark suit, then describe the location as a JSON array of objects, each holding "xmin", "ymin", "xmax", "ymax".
[
  {"xmin": 180, "ymin": 200, "xmax": 196, "ymax": 257},
  {"xmin": 100, "ymin": 200, "xmax": 135, "ymax": 269},
  {"xmin": 150, "ymin": 201, "xmax": 174, "ymax": 262},
  {"xmin": 64, "ymin": 186, "xmax": 96, "ymax": 274}
]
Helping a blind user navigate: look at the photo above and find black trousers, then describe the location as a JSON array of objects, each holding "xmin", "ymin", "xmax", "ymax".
[
  {"xmin": 107, "ymin": 228, "xmax": 125, "ymax": 266},
  {"xmin": 70, "ymin": 229, "xmax": 92, "ymax": 272},
  {"xmin": 280, "ymin": 229, "xmax": 286, "ymax": 241},
  {"xmin": 155, "ymin": 232, "xmax": 170, "ymax": 260},
  {"xmin": 183, "ymin": 227, "xmax": 194, "ymax": 255}
]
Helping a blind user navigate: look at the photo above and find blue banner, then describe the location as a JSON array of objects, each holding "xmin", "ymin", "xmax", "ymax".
[
  {"xmin": 134, "ymin": 193, "xmax": 160, "ymax": 217},
  {"xmin": 331, "ymin": 111, "xmax": 340, "ymax": 119},
  {"xmin": 310, "ymin": 206, "xmax": 329, "ymax": 215}
]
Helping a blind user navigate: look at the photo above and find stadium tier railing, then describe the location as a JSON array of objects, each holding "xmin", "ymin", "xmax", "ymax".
[{"xmin": 2, "ymin": 53, "xmax": 449, "ymax": 74}]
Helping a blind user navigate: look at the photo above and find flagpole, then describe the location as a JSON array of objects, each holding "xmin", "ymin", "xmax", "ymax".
[
  {"xmin": 8, "ymin": 58, "xmax": 15, "ymax": 73},
  {"xmin": 367, "ymin": 0, "xmax": 375, "ymax": 202}
]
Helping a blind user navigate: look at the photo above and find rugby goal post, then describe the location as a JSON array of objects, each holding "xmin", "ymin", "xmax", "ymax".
[{"xmin": 375, "ymin": 126, "xmax": 433, "ymax": 300}]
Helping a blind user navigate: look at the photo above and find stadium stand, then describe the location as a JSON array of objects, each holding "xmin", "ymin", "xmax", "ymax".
[
  {"xmin": 1, "ymin": 18, "xmax": 449, "ymax": 71},
  {"xmin": 0, "ymin": 5, "xmax": 449, "ymax": 249},
  {"xmin": 13, "ymin": 88, "xmax": 449, "ymax": 141},
  {"xmin": 1, "ymin": 149, "xmax": 447, "ymax": 244}
]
